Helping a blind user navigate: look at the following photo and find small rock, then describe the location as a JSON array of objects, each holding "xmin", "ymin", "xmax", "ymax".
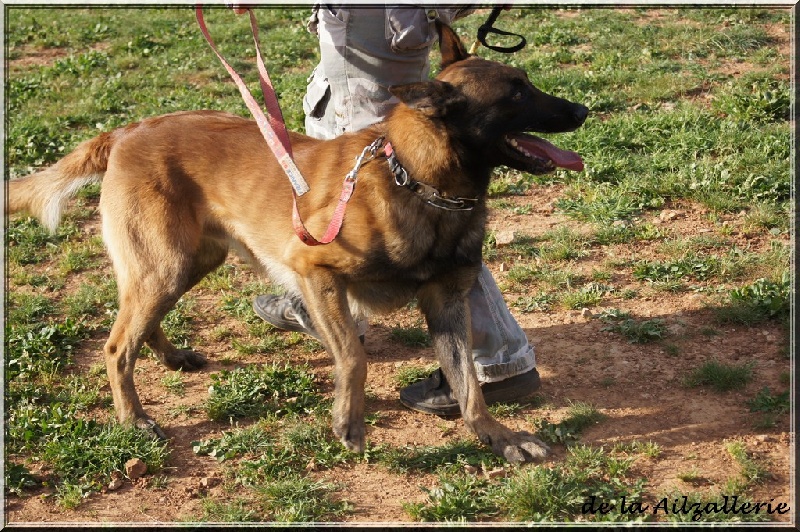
[
  {"xmin": 464, "ymin": 465, "xmax": 478, "ymax": 475},
  {"xmin": 108, "ymin": 471, "xmax": 124, "ymax": 491},
  {"xmin": 499, "ymin": 262, "xmax": 508, "ymax": 272},
  {"xmin": 581, "ymin": 308, "xmax": 593, "ymax": 319},
  {"xmin": 125, "ymin": 458, "xmax": 147, "ymax": 480},
  {"xmin": 659, "ymin": 209, "xmax": 683, "ymax": 222},
  {"xmin": 200, "ymin": 476, "xmax": 221, "ymax": 489},
  {"xmin": 495, "ymin": 230, "xmax": 516, "ymax": 247},
  {"xmin": 485, "ymin": 467, "xmax": 507, "ymax": 479}
]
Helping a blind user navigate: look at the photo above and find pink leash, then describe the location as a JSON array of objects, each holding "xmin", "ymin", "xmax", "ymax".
[{"xmin": 196, "ymin": 6, "xmax": 353, "ymax": 246}]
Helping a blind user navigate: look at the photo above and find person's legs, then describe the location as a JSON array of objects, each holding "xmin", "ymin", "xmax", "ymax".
[
  {"xmin": 398, "ymin": 265, "xmax": 539, "ymax": 415},
  {"xmin": 254, "ymin": 7, "xmax": 540, "ymax": 413}
]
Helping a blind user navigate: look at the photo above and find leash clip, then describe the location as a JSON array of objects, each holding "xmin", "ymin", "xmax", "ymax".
[{"xmin": 346, "ymin": 136, "xmax": 385, "ymax": 183}]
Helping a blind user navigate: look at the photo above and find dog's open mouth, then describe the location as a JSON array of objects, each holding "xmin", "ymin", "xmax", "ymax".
[{"xmin": 502, "ymin": 133, "xmax": 584, "ymax": 173}]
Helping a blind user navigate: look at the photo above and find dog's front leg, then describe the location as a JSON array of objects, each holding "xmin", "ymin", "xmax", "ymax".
[
  {"xmin": 418, "ymin": 275, "xmax": 549, "ymax": 463},
  {"xmin": 298, "ymin": 272, "xmax": 368, "ymax": 453}
]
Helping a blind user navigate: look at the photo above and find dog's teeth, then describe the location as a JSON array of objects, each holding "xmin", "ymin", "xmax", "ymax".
[{"xmin": 508, "ymin": 138, "xmax": 518, "ymax": 147}]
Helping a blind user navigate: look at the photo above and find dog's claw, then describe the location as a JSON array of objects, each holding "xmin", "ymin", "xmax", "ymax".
[
  {"xmin": 162, "ymin": 349, "xmax": 207, "ymax": 372},
  {"xmin": 333, "ymin": 419, "xmax": 366, "ymax": 453},
  {"xmin": 490, "ymin": 430, "xmax": 549, "ymax": 463},
  {"xmin": 135, "ymin": 418, "xmax": 167, "ymax": 440}
]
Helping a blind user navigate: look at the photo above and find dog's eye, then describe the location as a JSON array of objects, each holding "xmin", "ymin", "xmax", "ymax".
[{"xmin": 512, "ymin": 91, "xmax": 526, "ymax": 102}]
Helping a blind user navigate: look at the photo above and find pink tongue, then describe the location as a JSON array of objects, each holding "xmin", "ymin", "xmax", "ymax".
[{"xmin": 512, "ymin": 134, "xmax": 584, "ymax": 171}]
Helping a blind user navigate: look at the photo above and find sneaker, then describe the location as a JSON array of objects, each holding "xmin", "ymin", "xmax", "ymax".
[
  {"xmin": 252, "ymin": 294, "xmax": 365, "ymax": 344},
  {"xmin": 399, "ymin": 367, "xmax": 541, "ymax": 417},
  {"xmin": 252, "ymin": 294, "xmax": 322, "ymax": 341}
]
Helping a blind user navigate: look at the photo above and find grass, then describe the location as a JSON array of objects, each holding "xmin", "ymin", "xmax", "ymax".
[
  {"xmin": 725, "ymin": 440, "xmax": 769, "ymax": 484},
  {"xmin": 533, "ymin": 401, "xmax": 605, "ymax": 445},
  {"xmin": 379, "ymin": 439, "xmax": 505, "ymax": 475},
  {"xmin": 390, "ymin": 326, "xmax": 432, "ymax": 348},
  {"xmin": 599, "ymin": 310, "xmax": 668, "ymax": 344},
  {"xmin": 684, "ymin": 360, "xmax": 755, "ymax": 392},
  {"xmin": 191, "ymin": 414, "xmax": 358, "ymax": 521},
  {"xmin": 748, "ymin": 385, "xmax": 790, "ymax": 428},
  {"xmin": 393, "ymin": 363, "xmax": 438, "ymax": 389},
  {"xmin": 205, "ymin": 363, "xmax": 322, "ymax": 421},
  {"xmin": 747, "ymin": 387, "xmax": 790, "ymax": 415},
  {"xmin": 405, "ymin": 443, "xmax": 650, "ymax": 522},
  {"xmin": 4, "ymin": 6, "xmax": 791, "ymax": 523},
  {"xmin": 715, "ymin": 274, "xmax": 791, "ymax": 325}
]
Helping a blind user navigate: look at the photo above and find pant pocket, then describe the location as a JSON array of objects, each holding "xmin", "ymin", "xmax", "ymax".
[
  {"xmin": 302, "ymin": 67, "xmax": 330, "ymax": 120},
  {"xmin": 385, "ymin": 7, "xmax": 435, "ymax": 53}
]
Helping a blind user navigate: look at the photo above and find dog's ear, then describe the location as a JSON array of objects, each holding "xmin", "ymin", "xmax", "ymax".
[
  {"xmin": 390, "ymin": 80, "xmax": 466, "ymax": 117},
  {"xmin": 436, "ymin": 21, "xmax": 470, "ymax": 69}
]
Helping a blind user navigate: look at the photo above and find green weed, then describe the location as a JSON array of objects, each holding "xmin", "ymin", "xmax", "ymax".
[
  {"xmin": 715, "ymin": 274, "xmax": 790, "ymax": 324},
  {"xmin": 379, "ymin": 439, "xmax": 504, "ymax": 474},
  {"xmin": 393, "ymin": 364, "xmax": 438, "ymax": 389},
  {"xmin": 161, "ymin": 370, "xmax": 186, "ymax": 397},
  {"xmin": 205, "ymin": 363, "xmax": 321, "ymax": 421},
  {"xmin": 600, "ymin": 312, "xmax": 667, "ymax": 344},
  {"xmin": 390, "ymin": 326, "xmax": 432, "ymax": 348},
  {"xmin": 254, "ymin": 475, "xmax": 351, "ymax": 522},
  {"xmin": 408, "ymin": 444, "xmax": 648, "ymax": 522},
  {"xmin": 405, "ymin": 472, "xmax": 497, "ymax": 522},
  {"xmin": 747, "ymin": 387, "xmax": 789, "ymax": 415},
  {"xmin": 533, "ymin": 401, "xmax": 605, "ymax": 445},
  {"xmin": 725, "ymin": 440, "xmax": 769, "ymax": 484},
  {"xmin": 513, "ymin": 292, "xmax": 556, "ymax": 313},
  {"xmin": 684, "ymin": 360, "xmax": 755, "ymax": 392}
]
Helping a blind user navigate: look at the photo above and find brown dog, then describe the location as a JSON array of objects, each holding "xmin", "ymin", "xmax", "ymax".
[{"xmin": 8, "ymin": 24, "xmax": 587, "ymax": 462}]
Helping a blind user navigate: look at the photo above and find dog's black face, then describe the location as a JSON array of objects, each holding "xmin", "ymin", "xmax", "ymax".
[
  {"xmin": 390, "ymin": 23, "xmax": 588, "ymax": 176},
  {"xmin": 390, "ymin": 65, "xmax": 587, "ymax": 175},
  {"xmin": 438, "ymin": 58, "xmax": 588, "ymax": 175}
]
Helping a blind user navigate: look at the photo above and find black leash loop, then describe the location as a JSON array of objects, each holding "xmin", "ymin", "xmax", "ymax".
[{"xmin": 477, "ymin": 7, "xmax": 526, "ymax": 54}]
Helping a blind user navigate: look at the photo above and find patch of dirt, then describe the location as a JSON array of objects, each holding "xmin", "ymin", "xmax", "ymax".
[
  {"xmin": 8, "ymin": 42, "xmax": 111, "ymax": 71},
  {"xmin": 5, "ymin": 182, "xmax": 792, "ymax": 525}
]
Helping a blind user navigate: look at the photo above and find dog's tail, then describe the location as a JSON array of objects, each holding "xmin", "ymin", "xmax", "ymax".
[{"xmin": 7, "ymin": 130, "xmax": 118, "ymax": 233}]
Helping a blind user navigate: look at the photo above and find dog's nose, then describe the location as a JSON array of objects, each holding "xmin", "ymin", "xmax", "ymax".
[{"xmin": 573, "ymin": 105, "xmax": 589, "ymax": 125}]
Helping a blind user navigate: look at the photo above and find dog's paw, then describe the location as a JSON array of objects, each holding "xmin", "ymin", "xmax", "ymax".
[
  {"xmin": 332, "ymin": 418, "xmax": 366, "ymax": 453},
  {"xmin": 483, "ymin": 430, "xmax": 549, "ymax": 463},
  {"xmin": 163, "ymin": 349, "xmax": 207, "ymax": 371},
  {"xmin": 135, "ymin": 417, "xmax": 167, "ymax": 440}
]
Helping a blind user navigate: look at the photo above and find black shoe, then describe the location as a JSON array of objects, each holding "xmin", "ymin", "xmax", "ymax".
[
  {"xmin": 252, "ymin": 294, "xmax": 365, "ymax": 344},
  {"xmin": 399, "ymin": 367, "xmax": 541, "ymax": 417}
]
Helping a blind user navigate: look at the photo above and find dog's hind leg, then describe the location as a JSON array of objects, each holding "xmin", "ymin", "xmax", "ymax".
[
  {"xmin": 104, "ymin": 284, "xmax": 184, "ymax": 439},
  {"xmin": 298, "ymin": 271, "xmax": 368, "ymax": 452},
  {"xmin": 418, "ymin": 274, "xmax": 550, "ymax": 463},
  {"xmin": 145, "ymin": 238, "xmax": 228, "ymax": 372},
  {"xmin": 99, "ymin": 173, "xmax": 218, "ymax": 438},
  {"xmin": 146, "ymin": 326, "xmax": 207, "ymax": 371}
]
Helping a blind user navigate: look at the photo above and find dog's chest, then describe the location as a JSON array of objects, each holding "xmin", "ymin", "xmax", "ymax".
[{"xmin": 354, "ymin": 205, "xmax": 485, "ymax": 282}]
